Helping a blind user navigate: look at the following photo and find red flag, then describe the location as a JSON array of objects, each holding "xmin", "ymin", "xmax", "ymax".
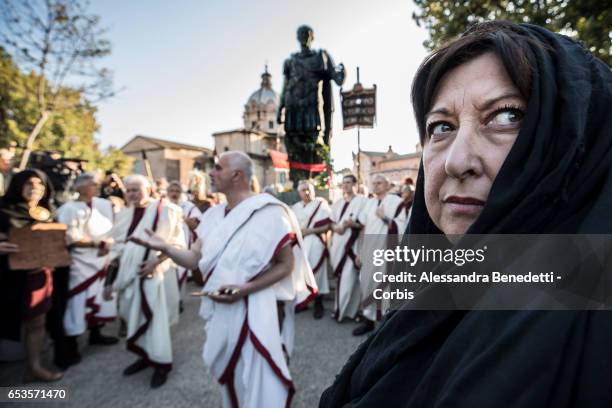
[
  {"xmin": 289, "ymin": 162, "xmax": 327, "ymax": 172},
  {"xmin": 268, "ymin": 149, "xmax": 290, "ymax": 169}
]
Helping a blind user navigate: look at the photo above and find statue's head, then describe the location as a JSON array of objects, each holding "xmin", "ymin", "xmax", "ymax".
[{"xmin": 297, "ymin": 25, "xmax": 314, "ymax": 48}]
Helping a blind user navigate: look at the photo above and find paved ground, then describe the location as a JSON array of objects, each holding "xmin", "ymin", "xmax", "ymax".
[{"xmin": 0, "ymin": 282, "xmax": 364, "ymax": 407}]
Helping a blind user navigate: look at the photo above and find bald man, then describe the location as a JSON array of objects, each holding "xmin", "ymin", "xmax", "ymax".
[
  {"xmin": 354, "ymin": 174, "xmax": 406, "ymax": 336},
  {"xmin": 131, "ymin": 151, "xmax": 317, "ymax": 407},
  {"xmin": 105, "ymin": 174, "xmax": 185, "ymax": 388}
]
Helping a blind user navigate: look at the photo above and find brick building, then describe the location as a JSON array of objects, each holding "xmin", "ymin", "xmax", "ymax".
[{"xmin": 353, "ymin": 144, "xmax": 421, "ymax": 190}]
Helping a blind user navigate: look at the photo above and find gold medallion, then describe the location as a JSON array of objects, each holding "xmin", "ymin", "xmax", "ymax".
[{"xmin": 29, "ymin": 206, "xmax": 51, "ymax": 221}]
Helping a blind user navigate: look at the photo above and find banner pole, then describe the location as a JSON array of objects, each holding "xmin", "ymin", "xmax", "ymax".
[
  {"xmin": 356, "ymin": 66, "xmax": 361, "ymax": 183},
  {"xmin": 357, "ymin": 125, "xmax": 361, "ymax": 183}
]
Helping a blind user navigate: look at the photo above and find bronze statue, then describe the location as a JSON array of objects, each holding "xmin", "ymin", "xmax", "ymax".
[{"xmin": 277, "ymin": 25, "xmax": 345, "ymax": 185}]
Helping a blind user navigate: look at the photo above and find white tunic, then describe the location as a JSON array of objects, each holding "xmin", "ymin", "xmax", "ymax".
[
  {"xmin": 177, "ymin": 200, "xmax": 203, "ymax": 297},
  {"xmin": 358, "ymin": 194, "xmax": 406, "ymax": 322},
  {"xmin": 111, "ymin": 199, "xmax": 185, "ymax": 369},
  {"xmin": 291, "ymin": 197, "xmax": 332, "ymax": 295},
  {"xmin": 196, "ymin": 194, "xmax": 316, "ymax": 408},
  {"xmin": 329, "ymin": 194, "xmax": 368, "ymax": 321},
  {"xmin": 58, "ymin": 198, "xmax": 116, "ymax": 336}
]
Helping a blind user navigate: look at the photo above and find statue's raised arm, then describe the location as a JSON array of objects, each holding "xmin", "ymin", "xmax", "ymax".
[{"xmin": 323, "ymin": 51, "xmax": 345, "ymax": 86}]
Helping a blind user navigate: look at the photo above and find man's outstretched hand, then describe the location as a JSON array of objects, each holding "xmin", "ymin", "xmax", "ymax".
[{"xmin": 129, "ymin": 228, "xmax": 168, "ymax": 252}]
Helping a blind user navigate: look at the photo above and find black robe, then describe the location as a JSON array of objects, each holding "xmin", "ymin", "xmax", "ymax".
[
  {"xmin": 0, "ymin": 169, "xmax": 56, "ymax": 341},
  {"xmin": 320, "ymin": 23, "xmax": 612, "ymax": 408}
]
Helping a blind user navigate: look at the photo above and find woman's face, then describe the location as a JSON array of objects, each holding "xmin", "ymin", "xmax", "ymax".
[
  {"xmin": 422, "ymin": 52, "xmax": 526, "ymax": 235},
  {"xmin": 22, "ymin": 176, "xmax": 46, "ymax": 204}
]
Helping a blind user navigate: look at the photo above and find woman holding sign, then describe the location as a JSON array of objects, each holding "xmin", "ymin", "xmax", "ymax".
[{"xmin": 0, "ymin": 169, "xmax": 63, "ymax": 382}]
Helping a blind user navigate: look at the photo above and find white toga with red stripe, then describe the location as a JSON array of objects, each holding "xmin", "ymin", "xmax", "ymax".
[
  {"xmin": 58, "ymin": 198, "xmax": 116, "ymax": 336},
  {"xmin": 329, "ymin": 194, "xmax": 368, "ymax": 321},
  {"xmin": 291, "ymin": 197, "xmax": 332, "ymax": 295},
  {"xmin": 358, "ymin": 194, "xmax": 406, "ymax": 322},
  {"xmin": 178, "ymin": 200, "xmax": 202, "ymax": 298},
  {"xmin": 196, "ymin": 194, "xmax": 316, "ymax": 408},
  {"xmin": 111, "ymin": 200, "xmax": 185, "ymax": 370}
]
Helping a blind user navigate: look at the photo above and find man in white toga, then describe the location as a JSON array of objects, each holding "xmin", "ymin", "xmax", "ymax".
[
  {"xmin": 291, "ymin": 180, "xmax": 332, "ymax": 319},
  {"xmin": 329, "ymin": 174, "xmax": 367, "ymax": 323},
  {"xmin": 57, "ymin": 173, "xmax": 118, "ymax": 368},
  {"xmin": 354, "ymin": 174, "xmax": 406, "ymax": 336},
  {"xmin": 104, "ymin": 174, "xmax": 185, "ymax": 388},
  {"xmin": 130, "ymin": 151, "xmax": 317, "ymax": 407}
]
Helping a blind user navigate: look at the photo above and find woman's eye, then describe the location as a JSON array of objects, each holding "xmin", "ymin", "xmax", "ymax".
[
  {"xmin": 428, "ymin": 122, "xmax": 454, "ymax": 138},
  {"xmin": 489, "ymin": 108, "xmax": 524, "ymax": 126}
]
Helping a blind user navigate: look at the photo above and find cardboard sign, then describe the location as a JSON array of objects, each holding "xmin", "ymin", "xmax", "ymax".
[{"xmin": 8, "ymin": 223, "xmax": 71, "ymax": 270}]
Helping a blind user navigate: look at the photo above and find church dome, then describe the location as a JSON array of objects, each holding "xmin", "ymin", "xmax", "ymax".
[
  {"xmin": 244, "ymin": 66, "xmax": 281, "ymax": 133},
  {"xmin": 247, "ymin": 87, "xmax": 278, "ymax": 106},
  {"xmin": 246, "ymin": 66, "xmax": 278, "ymax": 107}
]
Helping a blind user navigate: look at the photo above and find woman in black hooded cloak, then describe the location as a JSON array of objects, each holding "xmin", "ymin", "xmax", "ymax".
[
  {"xmin": 0, "ymin": 169, "xmax": 63, "ymax": 382},
  {"xmin": 320, "ymin": 21, "xmax": 612, "ymax": 407}
]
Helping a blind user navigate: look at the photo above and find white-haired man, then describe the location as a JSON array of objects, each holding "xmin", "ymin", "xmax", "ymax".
[
  {"xmin": 57, "ymin": 173, "xmax": 118, "ymax": 368},
  {"xmin": 291, "ymin": 180, "xmax": 331, "ymax": 319},
  {"xmin": 354, "ymin": 174, "xmax": 406, "ymax": 336},
  {"xmin": 104, "ymin": 174, "xmax": 185, "ymax": 388},
  {"xmin": 329, "ymin": 174, "xmax": 367, "ymax": 323},
  {"xmin": 131, "ymin": 151, "xmax": 316, "ymax": 407}
]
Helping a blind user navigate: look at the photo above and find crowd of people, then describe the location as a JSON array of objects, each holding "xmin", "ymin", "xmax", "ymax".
[
  {"xmin": 0, "ymin": 147, "xmax": 413, "ymax": 404},
  {"xmin": 1, "ymin": 18, "xmax": 610, "ymax": 408}
]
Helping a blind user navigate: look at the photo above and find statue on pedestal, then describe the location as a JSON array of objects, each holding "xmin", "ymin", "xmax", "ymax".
[{"xmin": 277, "ymin": 25, "xmax": 345, "ymax": 185}]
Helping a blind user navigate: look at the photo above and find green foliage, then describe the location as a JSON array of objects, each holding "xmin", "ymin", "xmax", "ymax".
[
  {"xmin": 0, "ymin": 47, "xmax": 129, "ymax": 173},
  {"xmin": 96, "ymin": 146, "xmax": 133, "ymax": 177},
  {"xmin": 315, "ymin": 143, "xmax": 333, "ymax": 190},
  {"xmin": 0, "ymin": 0, "xmax": 115, "ymax": 169},
  {"xmin": 0, "ymin": 0, "xmax": 114, "ymax": 104},
  {"xmin": 412, "ymin": 0, "xmax": 611, "ymax": 65}
]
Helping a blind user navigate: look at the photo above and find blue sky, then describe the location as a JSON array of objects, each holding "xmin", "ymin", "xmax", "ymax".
[{"xmin": 91, "ymin": 0, "xmax": 429, "ymax": 170}]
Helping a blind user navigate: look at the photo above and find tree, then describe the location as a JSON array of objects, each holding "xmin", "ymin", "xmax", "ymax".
[
  {"xmin": 412, "ymin": 0, "xmax": 611, "ymax": 65},
  {"xmin": 0, "ymin": 46, "xmax": 131, "ymax": 175},
  {"xmin": 96, "ymin": 146, "xmax": 133, "ymax": 177},
  {"xmin": 0, "ymin": 0, "xmax": 113, "ymax": 168}
]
